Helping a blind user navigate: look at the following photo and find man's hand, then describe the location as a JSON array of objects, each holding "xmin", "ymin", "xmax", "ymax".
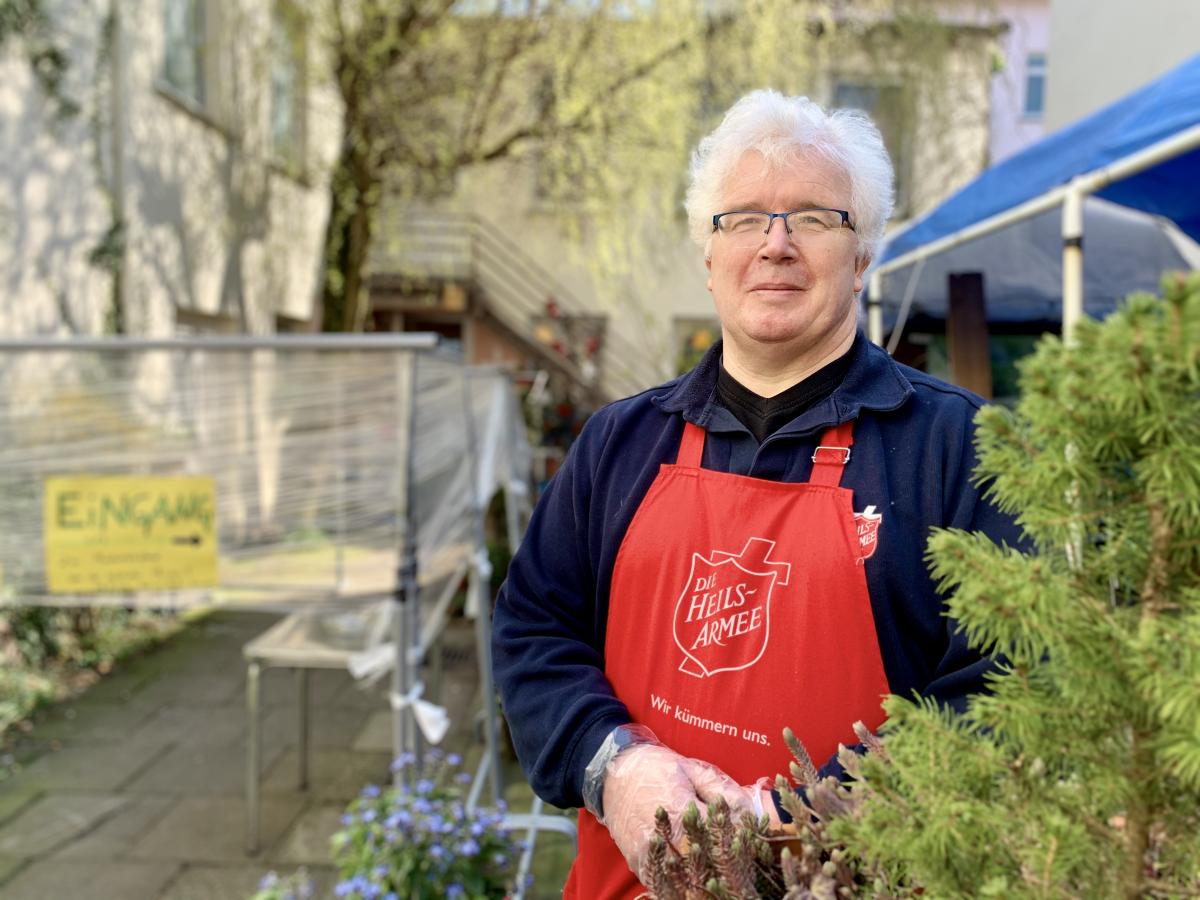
[{"xmin": 601, "ymin": 743, "xmax": 752, "ymax": 879}]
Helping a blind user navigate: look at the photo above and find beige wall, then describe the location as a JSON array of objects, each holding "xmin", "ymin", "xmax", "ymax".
[
  {"xmin": 1046, "ymin": 0, "xmax": 1200, "ymax": 130},
  {"xmin": 0, "ymin": 0, "xmax": 340, "ymax": 338}
]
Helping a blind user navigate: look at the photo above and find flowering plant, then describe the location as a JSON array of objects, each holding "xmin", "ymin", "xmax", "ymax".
[
  {"xmin": 249, "ymin": 868, "xmax": 314, "ymax": 900},
  {"xmin": 331, "ymin": 750, "xmax": 521, "ymax": 899}
]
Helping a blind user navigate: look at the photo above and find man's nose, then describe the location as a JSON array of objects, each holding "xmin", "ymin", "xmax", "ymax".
[{"xmin": 760, "ymin": 217, "xmax": 798, "ymax": 259}]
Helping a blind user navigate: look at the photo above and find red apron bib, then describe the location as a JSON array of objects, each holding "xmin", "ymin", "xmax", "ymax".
[{"xmin": 564, "ymin": 420, "xmax": 890, "ymax": 899}]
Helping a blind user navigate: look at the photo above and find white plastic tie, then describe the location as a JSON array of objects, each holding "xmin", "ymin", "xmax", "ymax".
[
  {"xmin": 389, "ymin": 682, "xmax": 450, "ymax": 744},
  {"xmin": 348, "ymin": 643, "xmax": 395, "ymax": 681},
  {"xmin": 472, "ymin": 547, "xmax": 494, "ymax": 580},
  {"xmin": 751, "ymin": 776, "xmax": 771, "ymax": 820}
]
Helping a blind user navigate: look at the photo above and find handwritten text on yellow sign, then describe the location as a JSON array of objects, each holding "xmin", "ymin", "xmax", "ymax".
[{"xmin": 44, "ymin": 476, "xmax": 218, "ymax": 593}]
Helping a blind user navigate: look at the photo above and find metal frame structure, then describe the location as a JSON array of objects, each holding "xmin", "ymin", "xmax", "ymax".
[{"xmin": 867, "ymin": 123, "xmax": 1200, "ymax": 347}]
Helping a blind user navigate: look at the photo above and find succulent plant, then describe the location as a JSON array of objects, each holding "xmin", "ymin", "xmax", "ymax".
[{"xmin": 642, "ymin": 723, "xmax": 910, "ymax": 899}]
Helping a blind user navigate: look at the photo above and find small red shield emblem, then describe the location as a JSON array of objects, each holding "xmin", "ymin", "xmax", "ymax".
[
  {"xmin": 672, "ymin": 537, "xmax": 791, "ymax": 678},
  {"xmin": 854, "ymin": 505, "xmax": 882, "ymax": 563}
]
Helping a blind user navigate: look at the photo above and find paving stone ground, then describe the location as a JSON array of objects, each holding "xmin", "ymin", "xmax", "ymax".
[{"xmin": 0, "ymin": 609, "xmax": 502, "ymax": 899}]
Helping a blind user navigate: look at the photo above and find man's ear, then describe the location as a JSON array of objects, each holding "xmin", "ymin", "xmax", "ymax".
[
  {"xmin": 854, "ymin": 254, "xmax": 871, "ymax": 294},
  {"xmin": 705, "ymin": 255, "xmax": 713, "ymax": 292}
]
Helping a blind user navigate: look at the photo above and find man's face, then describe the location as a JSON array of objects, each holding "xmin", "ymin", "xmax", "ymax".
[{"xmin": 706, "ymin": 151, "xmax": 868, "ymax": 360}]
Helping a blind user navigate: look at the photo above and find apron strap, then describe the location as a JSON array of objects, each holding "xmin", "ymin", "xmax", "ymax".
[
  {"xmin": 809, "ymin": 420, "xmax": 855, "ymax": 487},
  {"xmin": 677, "ymin": 421, "xmax": 706, "ymax": 468}
]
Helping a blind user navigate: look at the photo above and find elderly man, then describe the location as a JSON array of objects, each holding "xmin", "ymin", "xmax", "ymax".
[{"xmin": 492, "ymin": 89, "xmax": 1020, "ymax": 898}]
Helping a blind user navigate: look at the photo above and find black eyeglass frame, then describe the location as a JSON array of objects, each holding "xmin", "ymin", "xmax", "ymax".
[{"xmin": 711, "ymin": 209, "xmax": 857, "ymax": 235}]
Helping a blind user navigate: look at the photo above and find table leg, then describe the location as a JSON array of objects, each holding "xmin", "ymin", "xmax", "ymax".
[
  {"xmin": 246, "ymin": 660, "xmax": 261, "ymax": 855},
  {"xmin": 297, "ymin": 668, "xmax": 310, "ymax": 791}
]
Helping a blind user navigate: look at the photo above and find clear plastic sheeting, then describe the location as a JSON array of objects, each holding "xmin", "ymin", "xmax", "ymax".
[{"xmin": 0, "ymin": 337, "xmax": 531, "ymax": 612}]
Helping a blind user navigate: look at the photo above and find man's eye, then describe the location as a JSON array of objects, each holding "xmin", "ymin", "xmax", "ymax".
[
  {"xmin": 790, "ymin": 211, "xmax": 837, "ymax": 230},
  {"xmin": 728, "ymin": 215, "xmax": 764, "ymax": 232}
]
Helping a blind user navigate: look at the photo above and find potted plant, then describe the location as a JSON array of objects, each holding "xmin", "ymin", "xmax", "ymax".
[{"xmin": 331, "ymin": 750, "xmax": 523, "ymax": 899}]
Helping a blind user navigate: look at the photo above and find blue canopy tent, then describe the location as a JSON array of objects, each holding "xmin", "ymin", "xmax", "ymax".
[{"xmin": 867, "ymin": 52, "xmax": 1200, "ymax": 347}]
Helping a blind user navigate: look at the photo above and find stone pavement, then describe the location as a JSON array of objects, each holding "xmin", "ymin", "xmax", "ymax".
[{"xmin": 0, "ymin": 609, "xmax": 489, "ymax": 899}]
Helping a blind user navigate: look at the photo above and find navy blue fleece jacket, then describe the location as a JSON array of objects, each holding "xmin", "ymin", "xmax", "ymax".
[{"xmin": 492, "ymin": 332, "xmax": 1022, "ymax": 810}]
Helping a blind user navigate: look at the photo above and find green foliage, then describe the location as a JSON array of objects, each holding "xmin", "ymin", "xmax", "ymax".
[
  {"xmin": 331, "ymin": 750, "xmax": 522, "ymax": 899},
  {"xmin": 836, "ymin": 275, "xmax": 1200, "ymax": 897},
  {"xmin": 0, "ymin": 607, "xmax": 181, "ymax": 738}
]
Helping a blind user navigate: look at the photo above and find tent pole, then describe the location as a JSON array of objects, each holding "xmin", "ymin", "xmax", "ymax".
[
  {"xmin": 1062, "ymin": 183, "xmax": 1086, "ymax": 345},
  {"xmin": 867, "ymin": 271, "xmax": 884, "ymax": 344}
]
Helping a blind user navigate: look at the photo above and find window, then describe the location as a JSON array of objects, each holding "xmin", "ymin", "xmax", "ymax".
[
  {"xmin": 270, "ymin": 1, "xmax": 307, "ymax": 172},
  {"xmin": 1024, "ymin": 52, "xmax": 1047, "ymax": 118},
  {"xmin": 162, "ymin": 0, "xmax": 206, "ymax": 106},
  {"xmin": 833, "ymin": 80, "xmax": 911, "ymax": 217}
]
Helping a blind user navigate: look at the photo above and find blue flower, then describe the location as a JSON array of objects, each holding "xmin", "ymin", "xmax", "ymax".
[
  {"xmin": 457, "ymin": 838, "xmax": 480, "ymax": 856},
  {"xmin": 411, "ymin": 798, "xmax": 432, "ymax": 815},
  {"xmin": 446, "ymin": 885, "xmax": 465, "ymax": 899},
  {"xmin": 415, "ymin": 778, "xmax": 435, "ymax": 795},
  {"xmin": 447, "ymin": 753, "xmax": 463, "ymax": 767},
  {"xmin": 493, "ymin": 852, "xmax": 509, "ymax": 867},
  {"xmin": 454, "ymin": 772, "xmax": 472, "ymax": 785},
  {"xmin": 258, "ymin": 872, "xmax": 280, "ymax": 890},
  {"xmin": 470, "ymin": 821, "xmax": 486, "ymax": 838},
  {"xmin": 390, "ymin": 752, "xmax": 416, "ymax": 772},
  {"xmin": 429, "ymin": 844, "xmax": 446, "ymax": 860},
  {"xmin": 334, "ymin": 880, "xmax": 355, "ymax": 897},
  {"xmin": 372, "ymin": 865, "xmax": 389, "ymax": 878},
  {"xmin": 361, "ymin": 809, "xmax": 377, "ymax": 823},
  {"xmin": 361, "ymin": 783, "xmax": 382, "ymax": 798},
  {"xmin": 341, "ymin": 813, "xmax": 355, "ymax": 826},
  {"xmin": 385, "ymin": 810, "xmax": 411, "ymax": 830}
]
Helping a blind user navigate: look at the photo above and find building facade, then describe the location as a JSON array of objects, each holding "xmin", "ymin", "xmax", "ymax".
[
  {"xmin": 0, "ymin": 0, "xmax": 340, "ymax": 338},
  {"xmin": 988, "ymin": 0, "xmax": 1050, "ymax": 164},
  {"xmin": 370, "ymin": 9, "xmax": 1006, "ymax": 403}
]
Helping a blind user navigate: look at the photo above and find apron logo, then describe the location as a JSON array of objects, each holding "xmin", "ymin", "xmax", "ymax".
[
  {"xmin": 673, "ymin": 537, "xmax": 791, "ymax": 679},
  {"xmin": 854, "ymin": 505, "xmax": 882, "ymax": 563}
]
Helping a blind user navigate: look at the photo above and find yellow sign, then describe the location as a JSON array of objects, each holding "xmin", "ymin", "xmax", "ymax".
[{"xmin": 44, "ymin": 476, "xmax": 218, "ymax": 593}]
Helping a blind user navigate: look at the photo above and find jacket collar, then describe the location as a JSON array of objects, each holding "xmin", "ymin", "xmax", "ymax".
[{"xmin": 653, "ymin": 330, "xmax": 913, "ymax": 435}]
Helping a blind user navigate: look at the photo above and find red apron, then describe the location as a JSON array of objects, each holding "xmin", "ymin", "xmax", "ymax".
[{"xmin": 564, "ymin": 419, "xmax": 890, "ymax": 899}]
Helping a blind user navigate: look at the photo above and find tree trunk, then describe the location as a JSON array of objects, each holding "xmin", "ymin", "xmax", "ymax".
[{"xmin": 320, "ymin": 136, "xmax": 379, "ymax": 333}]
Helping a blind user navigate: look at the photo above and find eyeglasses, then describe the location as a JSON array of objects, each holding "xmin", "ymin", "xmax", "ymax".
[{"xmin": 711, "ymin": 209, "xmax": 856, "ymax": 244}]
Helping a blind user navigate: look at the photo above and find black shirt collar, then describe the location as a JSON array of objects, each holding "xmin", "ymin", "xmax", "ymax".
[{"xmin": 653, "ymin": 330, "xmax": 913, "ymax": 436}]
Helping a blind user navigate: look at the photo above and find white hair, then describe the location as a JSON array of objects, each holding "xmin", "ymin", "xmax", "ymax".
[{"xmin": 685, "ymin": 90, "xmax": 895, "ymax": 264}]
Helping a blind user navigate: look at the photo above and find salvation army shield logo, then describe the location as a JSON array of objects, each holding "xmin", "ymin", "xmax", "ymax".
[
  {"xmin": 673, "ymin": 537, "xmax": 791, "ymax": 678},
  {"xmin": 854, "ymin": 505, "xmax": 882, "ymax": 563}
]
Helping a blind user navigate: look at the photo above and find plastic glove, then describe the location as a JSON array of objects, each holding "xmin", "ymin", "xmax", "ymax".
[{"xmin": 601, "ymin": 742, "xmax": 752, "ymax": 879}]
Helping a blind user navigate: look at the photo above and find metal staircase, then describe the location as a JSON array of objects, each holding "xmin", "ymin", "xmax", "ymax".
[{"xmin": 370, "ymin": 206, "xmax": 652, "ymax": 401}]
